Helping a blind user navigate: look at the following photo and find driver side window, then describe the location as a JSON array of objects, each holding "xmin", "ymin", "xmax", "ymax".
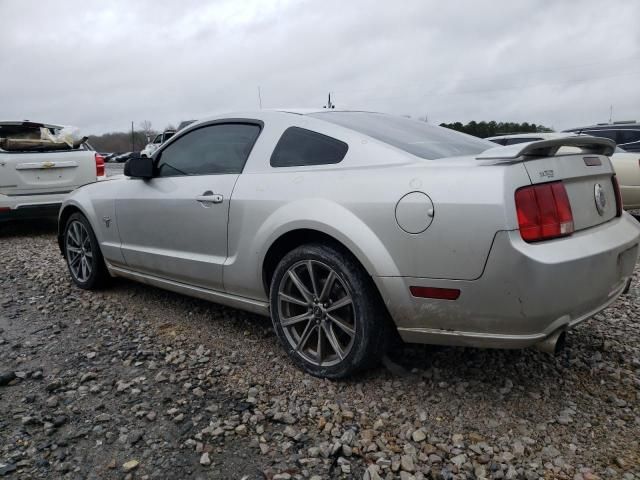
[{"xmin": 156, "ymin": 123, "xmax": 261, "ymax": 177}]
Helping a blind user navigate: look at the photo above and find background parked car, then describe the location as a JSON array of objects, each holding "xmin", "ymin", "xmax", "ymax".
[
  {"xmin": 563, "ymin": 121, "xmax": 640, "ymax": 153},
  {"xmin": 113, "ymin": 152, "xmax": 133, "ymax": 163},
  {"xmin": 140, "ymin": 130, "xmax": 176, "ymax": 158},
  {"xmin": 0, "ymin": 120, "xmax": 105, "ymax": 221},
  {"xmin": 486, "ymin": 132, "xmax": 640, "ymax": 210}
]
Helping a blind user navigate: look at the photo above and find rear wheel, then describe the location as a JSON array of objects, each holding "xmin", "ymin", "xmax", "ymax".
[
  {"xmin": 64, "ymin": 213, "xmax": 109, "ymax": 289},
  {"xmin": 270, "ymin": 243, "xmax": 389, "ymax": 378}
]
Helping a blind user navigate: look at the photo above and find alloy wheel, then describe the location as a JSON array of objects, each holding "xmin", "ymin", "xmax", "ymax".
[
  {"xmin": 277, "ymin": 260, "xmax": 356, "ymax": 367},
  {"xmin": 66, "ymin": 220, "xmax": 93, "ymax": 283}
]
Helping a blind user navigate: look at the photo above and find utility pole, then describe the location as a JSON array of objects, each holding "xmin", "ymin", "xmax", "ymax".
[
  {"xmin": 323, "ymin": 92, "xmax": 335, "ymax": 109},
  {"xmin": 131, "ymin": 121, "xmax": 135, "ymax": 152},
  {"xmin": 609, "ymin": 105, "xmax": 613, "ymax": 124}
]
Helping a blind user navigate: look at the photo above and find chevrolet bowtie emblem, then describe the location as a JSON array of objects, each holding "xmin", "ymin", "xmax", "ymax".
[{"xmin": 41, "ymin": 161, "xmax": 56, "ymax": 169}]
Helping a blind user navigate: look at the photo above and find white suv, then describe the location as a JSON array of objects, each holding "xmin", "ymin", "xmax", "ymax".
[
  {"xmin": 140, "ymin": 129, "xmax": 176, "ymax": 158},
  {"xmin": 0, "ymin": 121, "xmax": 105, "ymax": 221}
]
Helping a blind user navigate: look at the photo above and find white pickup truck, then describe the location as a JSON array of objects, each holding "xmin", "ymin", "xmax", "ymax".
[
  {"xmin": 0, "ymin": 121, "xmax": 105, "ymax": 221},
  {"xmin": 140, "ymin": 129, "xmax": 176, "ymax": 158}
]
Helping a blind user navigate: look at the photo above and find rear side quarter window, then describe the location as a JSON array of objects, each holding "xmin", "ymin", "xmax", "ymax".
[{"xmin": 270, "ymin": 127, "xmax": 348, "ymax": 167}]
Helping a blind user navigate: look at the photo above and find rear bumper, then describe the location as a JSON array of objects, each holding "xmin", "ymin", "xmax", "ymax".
[
  {"xmin": 0, "ymin": 192, "xmax": 66, "ymax": 221},
  {"xmin": 378, "ymin": 213, "xmax": 640, "ymax": 348}
]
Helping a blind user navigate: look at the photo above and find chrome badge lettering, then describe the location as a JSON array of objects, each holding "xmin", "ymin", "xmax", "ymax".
[{"xmin": 539, "ymin": 169, "xmax": 554, "ymax": 179}]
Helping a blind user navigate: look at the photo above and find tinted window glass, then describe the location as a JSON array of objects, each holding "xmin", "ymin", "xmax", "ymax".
[
  {"xmin": 156, "ymin": 123, "xmax": 260, "ymax": 177},
  {"xmin": 310, "ymin": 112, "xmax": 494, "ymax": 160},
  {"xmin": 584, "ymin": 129, "xmax": 618, "ymax": 142},
  {"xmin": 505, "ymin": 137, "xmax": 542, "ymax": 145},
  {"xmin": 618, "ymin": 129, "xmax": 640, "ymax": 144},
  {"xmin": 271, "ymin": 127, "xmax": 348, "ymax": 167}
]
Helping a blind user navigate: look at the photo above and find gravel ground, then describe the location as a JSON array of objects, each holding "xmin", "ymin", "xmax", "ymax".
[{"xmin": 1, "ymin": 221, "xmax": 639, "ymax": 480}]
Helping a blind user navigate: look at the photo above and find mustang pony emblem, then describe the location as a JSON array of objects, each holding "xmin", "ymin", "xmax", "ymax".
[{"xmin": 103, "ymin": 216, "xmax": 112, "ymax": 228}]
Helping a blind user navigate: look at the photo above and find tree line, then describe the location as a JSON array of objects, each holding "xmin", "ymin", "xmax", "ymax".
[
  {"xmin": 87, "ymin": 121, "xmax": 176, "ymax": 153},
  {"xmin": 87, "ymin": 131, "xmax": 152, "ymax": 153},
  {"xmin": 439, "ymin": 121, "xmax": 553, "ymax": 138}
]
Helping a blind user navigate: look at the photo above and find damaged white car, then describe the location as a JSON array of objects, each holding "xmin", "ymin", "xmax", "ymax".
[{"xmin": 0, "ymin": 121, "xmax": 105, "ymax": 221}]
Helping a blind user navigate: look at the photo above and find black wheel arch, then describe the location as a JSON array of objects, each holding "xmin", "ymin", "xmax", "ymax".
[{"xmin": 262, "ymin": 229, "xmax": 375, "ymax": 296}]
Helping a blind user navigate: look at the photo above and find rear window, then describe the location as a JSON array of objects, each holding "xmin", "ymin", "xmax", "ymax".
[
  {"xmin": 309, "ymin": 112, "xmax": 493, "ymax": 160},
  {"xmin": 271, "ymin": 127, "xmax": 348, "ymax": 167},
  {"xmin": 619, "ymin": 129, "xmax": 640, "ymax": 144}
]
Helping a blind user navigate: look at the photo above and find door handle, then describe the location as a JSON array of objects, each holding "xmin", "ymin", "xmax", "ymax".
[{"xmin": 195, "ymin": 191, "xmax": 223, "ymax": 204}]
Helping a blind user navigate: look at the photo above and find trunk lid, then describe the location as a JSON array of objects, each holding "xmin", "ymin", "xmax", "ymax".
[{"xmin": 478, "ymin": 136, "xmax": 618, "ymax": 231}]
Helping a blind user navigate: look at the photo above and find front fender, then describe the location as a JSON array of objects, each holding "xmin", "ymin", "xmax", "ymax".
[
  {"xmin": 57, "ymin": 193, "xmax": 100, "ymax": 256},
  {"xmin": 57, "ymin": 183, "xmax": 123, "ymax": 265}
]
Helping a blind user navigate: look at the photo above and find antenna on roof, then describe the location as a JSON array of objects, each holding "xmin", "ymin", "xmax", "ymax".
[
  {"xmin": 257, "ymin": 86, "xmax": 263, "ymax": 109},
  {"xmin": 323, "ymin": 92, "xmax": 335, "ymax": 109}
]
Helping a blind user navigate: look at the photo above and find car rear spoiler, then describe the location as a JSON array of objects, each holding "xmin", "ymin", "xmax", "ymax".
[{"xmin": 476, "ymin": 136, "xmax": 616, "ymax": 160}]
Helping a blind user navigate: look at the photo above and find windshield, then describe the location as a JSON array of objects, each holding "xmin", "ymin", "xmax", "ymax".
[{"xmin": 309, "ymin": 112, "xmax": 494, "ymax": 160}]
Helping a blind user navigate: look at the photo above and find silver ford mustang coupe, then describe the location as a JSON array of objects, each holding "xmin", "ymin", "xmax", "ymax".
[{"xmin": 57, "ymin": 110, "xmax": 640, "ymax": 378}]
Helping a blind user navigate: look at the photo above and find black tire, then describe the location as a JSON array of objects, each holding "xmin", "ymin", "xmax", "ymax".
[
  {"xmin": 269, "ymin": 243, "xmax": 390, "ymax": 379},
  {"xmin": 63, "ymin": 212, "xmax": 109, "ymax": 290}
]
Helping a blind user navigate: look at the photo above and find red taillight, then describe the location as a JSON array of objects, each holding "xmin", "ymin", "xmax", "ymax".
[
  {"xmin": 612, "ymin": 175, "xmax": 622, "ymax": 217},
  {"xmin": 515, "ymin": 181, "xmax": 574, "ymax": 242},
  {"xmin": 95, "ymin": 153, "xmax": 105, "ymax": 178},
  {"xmin": 409, "ymin": 286, "xmax": 460, "ymax": 300}
]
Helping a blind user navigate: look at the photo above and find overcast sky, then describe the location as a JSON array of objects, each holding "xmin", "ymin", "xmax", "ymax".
[{"xmin": 1, "ymin": 0, "xmax": 639, "ymax": 135}]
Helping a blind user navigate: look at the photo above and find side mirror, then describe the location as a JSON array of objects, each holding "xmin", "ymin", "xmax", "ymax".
[{"xmin": 124, "ymin": 155, "xmax": 154, "ymax": 179}]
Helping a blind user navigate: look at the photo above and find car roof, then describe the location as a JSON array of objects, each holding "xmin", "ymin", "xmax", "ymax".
[
  {"xmin": 180, "ymin": 109, "xmax": 390, "ymax": 132},
  {"xmin": 272, "ymin": 108, "xmax": 383, "ymax": 115},
  {"xmin": 564, "ymin": 122, "xmax": 640, "ymax": 131}
]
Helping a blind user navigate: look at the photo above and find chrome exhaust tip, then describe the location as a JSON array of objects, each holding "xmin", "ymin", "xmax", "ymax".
[{"xmin": 534, "ymin": 329, "xmax": 566, "ymax": 355}]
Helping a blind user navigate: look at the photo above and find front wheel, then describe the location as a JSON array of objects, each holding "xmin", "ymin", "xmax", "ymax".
[
  {"xmin": 63, "ymin": 213, "xmax": 109, "ymax": 289},
  {"xmin": 269, "ymin": 243, "xmax": 389, "ymax": 378}
]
